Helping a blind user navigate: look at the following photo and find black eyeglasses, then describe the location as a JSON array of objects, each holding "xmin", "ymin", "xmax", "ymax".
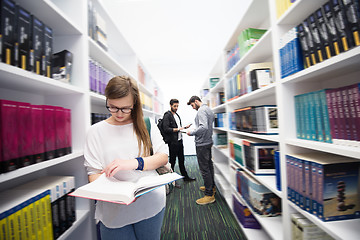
[
  {"xmin": 106, "ymin": 100, "xmax": 133, "ymax": 114},
  {"xmin": 106, "ymin": 106, "xmax": 133, "ymax": 114}
]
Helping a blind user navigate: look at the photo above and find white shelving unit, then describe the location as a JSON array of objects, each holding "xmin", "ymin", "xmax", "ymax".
[
  {"xmin": 202, "ymin": 0, "xmax": 360, "ymax": 239},
  {"xmin": 0, "ymin": 0, "xmax": 163, "ymax": 239}
]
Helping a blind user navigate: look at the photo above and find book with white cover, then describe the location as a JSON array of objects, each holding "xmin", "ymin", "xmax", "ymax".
[{"xmin": 69, "ymin": 172, "xmax": 183, "ymax": 205}]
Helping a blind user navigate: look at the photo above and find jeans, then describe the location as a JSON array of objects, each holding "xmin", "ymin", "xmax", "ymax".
[
  {"xmin": 196, "ymin": 144, "xmax": 215, "ymax": 196},
  {"xmin": 99, "ymin": 207, "xmax": 165, "ymax": 240}
]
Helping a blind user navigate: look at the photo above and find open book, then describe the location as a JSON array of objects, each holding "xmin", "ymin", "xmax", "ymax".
[{"xmin": 69, "ymin": 172, "xmax": 183, "ymax": 205}]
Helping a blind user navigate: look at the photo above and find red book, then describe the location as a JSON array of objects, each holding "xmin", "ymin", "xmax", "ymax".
[
  {"xmin": 42, "ymin": 105, "xmax": 56, "ymax": 160},
  {"xmin": 54, "ymin": 106, "xmax": 66, "ymax": 157},
  {"xmin": 31, "ymin": 105, "xmax": 45, "ymax": 163},
  {"xmin": 0, "ymin": 100, "xmax": 19, "ymax": 173},
  {"xmin": 18, "ymin": 102, "xmax": 33, "ymax": 167},
  {"xmin": 64, "ymin": 108, "xmax": 72, "ymax": 154}
]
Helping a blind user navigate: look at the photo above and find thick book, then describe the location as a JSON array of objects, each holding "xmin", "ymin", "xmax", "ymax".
[{"xmin": 69, "ymin": 172, "xmax": 183, "ymax": 205}]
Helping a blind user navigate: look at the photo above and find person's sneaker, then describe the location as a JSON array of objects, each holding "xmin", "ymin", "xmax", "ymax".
[
  {"xmin": 196, "ymin": 195, "xmax": 216, "ymax": 205},
  {"xmin": 199, "ymin": 186, "xmax": 216, "ymax": 195}
]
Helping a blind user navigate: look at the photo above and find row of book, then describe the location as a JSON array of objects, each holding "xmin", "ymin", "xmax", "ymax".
[
  {"xmin": 275, "ymin": 0, "xmax": 297, "ymax": 19},
  {"xmin": 294, "ymin": 83, "xmax": 360, "ymax": 147},
  {"xmin": 209, "ymin": 92, "xmax": 225, "ymax": 108},
  {"xmin": 89, "ymin": 58, "xmax": 115, "ymax": 95},
  {"xmin": 229, "ymin": 137, "xmax": 279, "ymax": 175},
  {"xmin": 88, "ymin": 0, "xmax": 107, "ymax": 51},
  {"xmin": 91, "ymin": 113, "xmax": 111, "ymax": 125},
  {"xmin": 236, "ymin": 169, "xmax": 282, "ymax": 217},
  {"xmin": 0, "ymin": 0, "xmax": 72, "ymax": 82},
  {"xmin": 214, "ymin": 112, "xmax": 226, "ymax": 128},
  {"xmin": 286, "ymin": 152, "xmax": 360, "ymax": 221},
  {"xmin": 213, "ymin": 132, "xmax": 227, "ymax": 146},
  {"xmin": 229, "ymin": 105, "xmax": 278, "ymax": 135},
  {"xmin": 282, "ymin": 0, "xmax": 360, "ymax": 78},
  {"xmin": 226, "ymin": 62, "xmax": 274, "ymax": 101},
  {"xmin": 0, "ymin": 176, "xmax": 76, "ymax": 239},
  {"xmin": 226, "ymin": 28, "xmax": 267, "ymax": 72},
  {"xmin": 279, "ymin": 26, "xmax": 304, "ymax": 78},
  {"xmin": 140, "ymin": 90, "xmax": 153, "ymax": 111},
  {"xmin": 291, "ymin": 213, "xmax": 335, "ymax": 240},
  {"xmin": 232, "ymin": 195, "xmax": 261, "ymax": 229},
  {"xmin": 0, "ymin": 99, "xmax": 72, "ymax": 174}
]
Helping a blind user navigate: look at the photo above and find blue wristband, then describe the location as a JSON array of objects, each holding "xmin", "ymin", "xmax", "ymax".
[{"xmin": 136, "ymin": 157, "xmax": 144, "ymax": 171}]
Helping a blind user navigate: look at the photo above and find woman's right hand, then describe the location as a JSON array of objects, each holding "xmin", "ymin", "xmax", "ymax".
[{"xmin": 102, "ymin": 158, "xmax": 138, "ymax": 177}]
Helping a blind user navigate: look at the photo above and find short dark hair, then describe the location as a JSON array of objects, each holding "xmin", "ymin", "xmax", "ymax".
[
  {"xmin": 170, "ymin": 99, "xmax": 179, "ymax": 105},
  {"xmin": 187, "ymin": 96, "xmax": 201, "ymax": 105}
]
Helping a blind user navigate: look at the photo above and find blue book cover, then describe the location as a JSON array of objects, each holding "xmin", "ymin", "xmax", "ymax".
[{"xmin": 318, "ymin": 89, "xmax": 332, "ymax": 143}]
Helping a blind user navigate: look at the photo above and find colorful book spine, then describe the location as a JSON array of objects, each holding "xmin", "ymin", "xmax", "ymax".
[{"xmin": 0, "ymin": 99, "xmax": 19, "ymax": 173}]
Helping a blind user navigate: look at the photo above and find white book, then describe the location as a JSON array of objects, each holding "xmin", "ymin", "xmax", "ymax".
[{"xmin": 69, "ymin": 172, "xmax": 183, "ymax": 205}]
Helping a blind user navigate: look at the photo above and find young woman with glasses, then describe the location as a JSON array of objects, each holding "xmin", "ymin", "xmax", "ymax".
[{"xmin": 84, "ymin": 76, "xmax": 169, "ymax": 240}]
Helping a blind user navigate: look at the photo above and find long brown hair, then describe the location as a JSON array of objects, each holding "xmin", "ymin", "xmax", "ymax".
[{"xmin": 105, "ymin": 76, "xmax": 151, "ymax": 157}]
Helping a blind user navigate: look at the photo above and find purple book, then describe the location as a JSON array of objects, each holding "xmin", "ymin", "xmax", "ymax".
[
  {"xmin": 349, "ymin": 84, "xmax": 360, "ymax": 145},
  {"xmin": 31, "ymin": 105, "xmax": 45, "ymax": 163},
  {"xmin": 335, "ymin": 88, "xmax": 346, "ymax": 144},
  {"xmin": 0, "ymin": 100, "xmax": 19, "ymax": 173},
  {"xmin": 18, "ymin": 102, "xmax": 33, "ymax": 167},
  {"xmin": 42, "ymin": 105, "xmax": 56, "ymax": 160},
  {"xmin": 326, "ymin": 89, "xmax": 340, "ymax": 143},
  {"xmin": 54, "ymin": 106, "xmax": 66, "ymax": 157}
]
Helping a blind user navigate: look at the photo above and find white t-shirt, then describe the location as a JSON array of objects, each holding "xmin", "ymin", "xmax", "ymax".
[
  {"xmin": 84, "ymin": 119, "xmax": 169, "ymax": 228},
  {"xmin": 174, "ymin": 113, "xmax": 182, "ymax": 141}
]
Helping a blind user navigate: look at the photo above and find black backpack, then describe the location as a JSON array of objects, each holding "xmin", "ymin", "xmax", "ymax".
[{"xmin": 157, "ymin": 117, "xmax": 168, "ymax": 143}]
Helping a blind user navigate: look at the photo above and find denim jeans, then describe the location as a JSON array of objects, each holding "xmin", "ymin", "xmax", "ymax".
[
  {"xmin": 99, "ymin": 207, "xmax": 165, "ymax": 240},
  {"xmin": 196, "ymin": 144, "xmax": 215, "ymax": 196}
]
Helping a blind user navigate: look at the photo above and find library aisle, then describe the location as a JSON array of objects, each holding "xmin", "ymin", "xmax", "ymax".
[{"xmin": 161, "ymin": 155, "xmax": 246, "ymax": 239}]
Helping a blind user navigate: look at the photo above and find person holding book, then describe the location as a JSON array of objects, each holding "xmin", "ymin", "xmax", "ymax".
[
  {"xmin": 162, "ymin": 99, "xmax": 196, "ymax": 185},
  {"xmin": 83, "ymin": 76, "xmax": 169, "ymax": 240},
  {"xmin": 186, "ymin": 96, "xmax": 216, "ymax": 205}
]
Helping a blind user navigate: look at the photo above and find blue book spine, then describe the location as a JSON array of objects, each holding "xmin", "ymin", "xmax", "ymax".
[
  {"xmin": 314, "ymin": 91, "xmax": 324, "ymax": 142},
  {"xmin": 319, "ymin": 89, "xmax": 332, "ymax": 143},
  {"xmin": 308, "ymin": 92, "xmax": 317, "ymax": 141},
  {"xmin": 274, "ymin": 150, "xmax": 281, "ymax": 191}
]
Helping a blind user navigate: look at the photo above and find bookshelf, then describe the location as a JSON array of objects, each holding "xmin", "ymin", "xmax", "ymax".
[
  {"xmin": 0, "ymin": 0, "xmax": 163, "ymax": 239},
  {"xmin": 202, "ymin": 0, "xmax": 360, "ymax": 239}
]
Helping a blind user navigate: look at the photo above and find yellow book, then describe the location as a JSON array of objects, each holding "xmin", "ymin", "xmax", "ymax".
[
  {"xmin": 42, "ymin": 195, "xmax": 54, "ymax": 240},
  {"xmin": 0, "ymin": 212, "xmax": 9, "ymax": 240},
  {"xmin": 27, "ymin": 201, "xmax": 37, "ymax": 240}
]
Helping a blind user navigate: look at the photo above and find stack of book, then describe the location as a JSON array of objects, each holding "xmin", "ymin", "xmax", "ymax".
[
  {"xmin": 1, "ymin": 0, "xmax": 53, "ymax": 77},
  {"xmin": 286, "ymin": 152, "xmax": 360, "ymax": 221},
  {"xmin": 0, "ymin": 100, "xmax": 72, "ymax": 173},
  {"xmin": 0, "ymin": 176, "xmax": 76, "ymax": 239},
  {"xmin": 89, "ymin": 58, "xmax": 114, "ymax": 95},
  {"xmin": 226, "ymin": 28, "xmax": 267, "ymax": 72},
  {"xmin": 280, "ymin": 0, "xmax": 360, "ymax": 78},
  {"xmin": 291, "ymin": 213, "xmax": 335, "ymax": 240},
  {"xmin": 275, "ymin": 0, "xmax": 297, "ymax": 19},
  {"xmin": 226, "ymin": 62, "xmax": 274, "ymax": 101},
  {"xmin": 214, "ymin": 112, "xmax": 226, "ymax": 128},
  {"xmin": 236, "ymin": 169, "xmax": 282, "ymax": 216},
  {"xmin": 233, "ymin": 105, "xmax": 278, "ymax": 135},
  {"xmin": 294, "ymin": 83, "xmax": 360, "ymax": 146},
  {"xmin": 232, "ymin": 195, "xmax": 261, "ymax": 229}
]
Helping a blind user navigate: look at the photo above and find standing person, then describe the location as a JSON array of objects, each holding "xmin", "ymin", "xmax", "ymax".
[
  {"xmin": 162, "ymin": 99, "xmax": 195, "ymax": 183},
  {"xmin": 186, "ymin": 96, "xmax": 216, "ymax": 205},
  {"xmin": 84, "ymin": 76, "xmax": 169, "ymax": 240}
]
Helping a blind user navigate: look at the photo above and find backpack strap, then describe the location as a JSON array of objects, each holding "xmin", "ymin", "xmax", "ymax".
[
  {"xmin": 144, "ymin": 117, "xmax": 153, "ymax": 155},
  {"xmin": 144, "ymin": 116, "xmax": 151, "ymax": 137}
]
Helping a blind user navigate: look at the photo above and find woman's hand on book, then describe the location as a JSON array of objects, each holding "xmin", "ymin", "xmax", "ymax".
[{"xmin": 102, "ymin": 158, "xmax": 138, "ymax": 177}]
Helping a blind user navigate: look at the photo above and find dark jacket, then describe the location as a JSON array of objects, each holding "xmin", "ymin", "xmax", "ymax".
[{"xmin": 162, "ymin": 110, "xmax": 182, "ymax": 143}]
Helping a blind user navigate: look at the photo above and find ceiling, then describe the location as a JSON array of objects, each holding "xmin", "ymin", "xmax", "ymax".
[{"xmin": 102, "ymin": 0, "xmax": 250, "ymax": 103}]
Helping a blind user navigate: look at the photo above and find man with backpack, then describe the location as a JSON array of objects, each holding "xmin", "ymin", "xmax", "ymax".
[{"xmin": 160, "ymin": 99, "xmax": 196, "ymax": 183}]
